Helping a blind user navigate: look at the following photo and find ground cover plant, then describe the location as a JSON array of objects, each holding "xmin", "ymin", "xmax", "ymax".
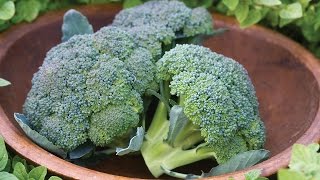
[{"xmin": 11, "ymin": 1, "xmax": 271, "ymax": 178}]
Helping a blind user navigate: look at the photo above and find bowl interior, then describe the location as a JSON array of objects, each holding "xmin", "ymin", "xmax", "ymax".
[{"xmin": 0, "ymin": 8, "xmax": 319, "ymax": 179}]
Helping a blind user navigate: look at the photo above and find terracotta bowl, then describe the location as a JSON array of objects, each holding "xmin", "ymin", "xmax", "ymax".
[{"xmin": 0, "ymin": 4, "xmax": 320, "ymax": 180}]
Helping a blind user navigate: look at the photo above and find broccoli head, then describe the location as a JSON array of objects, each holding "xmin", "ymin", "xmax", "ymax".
[
  {"xmin": 140, "ymin": 45, "xmax": 266, "ymax": 177},
  {"xmin": 23, "ymin": 26, "xmax": 157, "ymax": 151},
  {"xmin": 112, "ymin": 0, "xmax": 214, "ymax": 58}
]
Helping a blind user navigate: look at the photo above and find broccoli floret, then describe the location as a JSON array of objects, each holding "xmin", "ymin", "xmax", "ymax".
[
  {"xmin": 140, "ymin": 44, "xmax": 266, "ymax": 177},
  {"xmin": 23, "ymin": 26, "xmax": 156, "ymax": 151},
  {"xmin": 88, "ymin": 105, "xmax": 140, "ymax": 147},
  {"xmin": 112, "ymin": 0, "xmax": 214, "ymax": 57}
]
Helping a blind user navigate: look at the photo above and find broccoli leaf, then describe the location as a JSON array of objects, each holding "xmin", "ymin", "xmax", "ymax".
[
  {"xmin": 68, "ymin": 141, "xmax": 95, "ymax": 160},
  {"xmin": 0, "ymin": 78, "xmax": 10, "ymax": 87},
  {"xmin": 116, "ymin": 127, "xmax": 144, "ymax": 156},
  {"xmin": 0, "ymin": 136, "xmax": 8, "ymax": 171},
  {"xmin": 165, "ymin": 105, "xmax": 189, "ymax": 146},
  {"xmin": 13, "ymin": 113, "xmax": 67, "ymax": 158},
  {"xmin": 61, "ymin": 9, "xmax": 93, "ymax": 42},
  {"xmin": 203, "ymin": 149, "xmax": 270, "ymax": 176}
]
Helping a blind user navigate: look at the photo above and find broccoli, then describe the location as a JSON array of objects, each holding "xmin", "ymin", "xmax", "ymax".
[
  {"xmin": 23, "ymin": 27, "xmax": 156, "ymax": 151},
  {"xmin": 140, "ymin": 44, "xmax": 266, "ymax": 177},
  {"xmin": 21, "ymin": 0, "xmax": 267, "ymax": 178},
  {"xmin": 112, "ymin": 0, "xmax": 214, "ymax": 58}
]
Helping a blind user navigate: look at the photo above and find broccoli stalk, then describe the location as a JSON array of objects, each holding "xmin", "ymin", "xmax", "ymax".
[{"xmin": 141, "ymin": 101, "xmax": 215, "ymax": 177}]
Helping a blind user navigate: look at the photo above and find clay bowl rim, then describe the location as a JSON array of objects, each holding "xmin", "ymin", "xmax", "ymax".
[{"xmin": 0, "ymin": 4, "xmax": 320, "ymax": 180}]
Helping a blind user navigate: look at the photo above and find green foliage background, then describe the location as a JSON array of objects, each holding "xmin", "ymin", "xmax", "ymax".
[{"xmin": 0, "ymin": 0, "xmax": 319, "ymax": 57}]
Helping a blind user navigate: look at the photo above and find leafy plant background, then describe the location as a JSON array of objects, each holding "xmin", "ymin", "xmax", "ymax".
[{"xmin": 1, "ymin": 0, "xmax": 319, "ymax": 58}]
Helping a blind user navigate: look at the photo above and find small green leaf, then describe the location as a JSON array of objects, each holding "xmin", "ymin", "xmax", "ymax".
[
  {"xmin": 11, "ymin": 0, "xmax": 41, "ymax": 23},
  {"xmin": 13, "ymin": 162, "xmax": 28, "ymax": 180},
  {"xmin": 254, "ymin": 0, "xmax": 281, "ymax": 6},
  {"xmin": 4, "ymin": 157, "xmax": 12, "ymax": 172},
  {"xmin": 13, "ymin": 113, "xmax": 67, "ymax": 158},
  {"xmin": 11, "ymin": 156, "xmax": 27, "ymax": 171},
  {"xmin": 69, "ymin": 141, "xmax": 94, "ymax": 160},
  {"xmin": 0, "ymin": 1, "xmax": 15, "ymax": 21},
  {"xmin": 123, "ymin": 0, "xmax": 143, "ymax": 9},
  {"xmin": 48, "ymin": 176, "xmax": 62, "ymax": 180},
  {"xmin": 116, "ymin": 127, "xmax": 144, "ymax": 156},
  {"xmin": 241, "ymin": 9, "xmax": 262, "ymax": 28},
  {"xmin": 0, "ymin": 172, "xmax": 18, "ymax": 180},
  {"xmin": 0, "ymin": 78, "xmax": 11, "ymax": 87},
  {"xmin": 279, "ymin": 3, "xmax": 302, "ymax": 19},
  {"xmin": 222, "ymin": 0, "xmax": 239, "ymax": 11},
  {"xmin": 166, "ymin": 105, "xmax": 189, "ymax": 146},
  {"xmin": 235, "ymin": 2, "xmax": 249, "ymax": 23},
  {"xmin": 61, "ymin": 9, "xmax": 93, "ymax": 42},
  {"xmin": 28, "ymin": 166, "xmax": 47, "ymax": 180},
  {"xmin": 245, "ymin": 169, "xmax": 268, "ymax": 180},
  {"xmin": 277, "ymin": 169, "xmax": 307, "ymax": 180},
  {"xmin": 0, "ymin": 136, "xmax": 8, "ymax": 171},
  {"xmin": 204, "ymin": 149, "xmax": 270, "ymax": 176}
]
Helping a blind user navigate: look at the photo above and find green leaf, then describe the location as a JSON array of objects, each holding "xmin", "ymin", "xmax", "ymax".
[
  {"xmin": 13, "ymin": 113, "xmax": 67, "ymax": 158},
  {"xmin": 254, "ymin": 0, "xmax": 281, "ymax": 6},
  {"xmin": 204, "ymin": 149, "xmax": 270, "ymax": 176},
  {"xmin": 11, "ymin": 0, "xmax": 41, "ymax": 23},
  {"xmin": 13, "ymin": 162, "xmax": 28, "ymax": 180},
  {"xmin": 48, "ymin": 176, "xmax": 62, "ymax": 180},
  {"xmin": 4, "ymin": 157, "xmax": 12, "ymax": 172},
  {"xmin": 0, "ymin": 136, "xmax": 8, "ymax": 171},
  {"xmin": 69, "ymin": 141, "xmax": 94, "ymax": 160},
  {"xmin": 0, "ymin": 1, "xmax": 15, "ymax": 21},
  {"xmin": 11, "ymin": 156, "xmax": 27, "ymax": 171},
  {"xmin": 279, "ymin": 3, "xmax": 302, "ymax": 19},
  {"xmin": 116, "ymin": 127, "xmax": 144, "ymax": 156},
  {"xmin": 165, "ymin": 105, "xmax": 189, "ymax": 146},
  {"xmin": 241, "ymin": 9, "xmax": 262, "ymax": 28},
  {"xmin": 0, "ymin": 172, "xmax": 18, "ymax": 180},
  {"xmin": 245, "ymin": 169, "xmax": 268, "ymax": 180},
  {"xmin": 235, "ymin": 1, "xmax": 249, "ymax": 23},
  {"xmin": 123, "ymin": 0, "xmax": 142, "ymax": 9},
  {"xmin": 27, "ymin": 166, "xmax": 47, "ymax": 180},
  {"xmin": 277, "ymin": 169, "xmax": 307, "ymax": 180},
  {"xmin": 222, "ymin": 0, "xmax": 239, "ymax": 11},
  {"xmin": 61, "ymin": 9, "xmax": 93, "ymax": 42},
  {"xmin": 0, "ymin": 78, "xmax": 11, "ymax": 87}
]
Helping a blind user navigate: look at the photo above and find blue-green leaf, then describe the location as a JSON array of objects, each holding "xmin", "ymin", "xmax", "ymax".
[
  {"xmin": 116, "ymin": 127, "xmax": 144, "ymax": 156},
  {"xmin": 27, "ymin": 166, "xmax": 47, "ymax": 180},
  {"xmin": 0, "ymin": 172, "xmax": 18, "ymax": 180},
  {"xmin": 13, "ymin": 113, "xmax": 67, "ymax": 158},
  {"xmin": 69, "ymin": 141, "xmax": 94, "ymax": 160},
  {"xmin": 0, "ymin": 1, "xmax": 15, "ymax": 21},
  {"xmin": 279, "ymin": 3, "xmax": 302, "ymax": 19},
  {"xmin": 166, "ymin": 105, "xmax": 189, "ymax": 146},
  {"xmin": 0, "ymin": 78, "xmax": 10, "ymax": 87},
  {"xmin": 61, "ymin": 9, "xmax": 93, "ymax": 42},
  {"xmin": 13, "ymin": 162, "xmax": 28, "ymax": 180},
  {"xmin": 204, "ymin": 149, "xmax": 270, "ymax": 176},
  {"xmin": 0, "ymin": 136, "xmax": 8, "ymax": 171}
]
